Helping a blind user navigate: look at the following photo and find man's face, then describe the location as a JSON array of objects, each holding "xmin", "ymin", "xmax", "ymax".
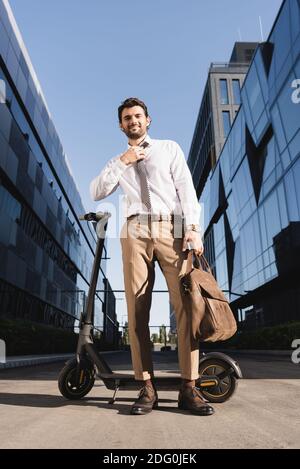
[{"xmin": 120, "ymin": 105, "xmax": 151, "ymax": 139}]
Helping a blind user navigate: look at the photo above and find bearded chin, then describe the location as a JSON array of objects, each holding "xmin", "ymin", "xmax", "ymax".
[{"xmin": 125, "ymin": 128, "xmax": 145, "ymax": 139}]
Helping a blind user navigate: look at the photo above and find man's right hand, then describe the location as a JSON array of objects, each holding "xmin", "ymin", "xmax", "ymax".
[{"xmin": 120, "ymin": 147, "xmax": 146, "ymax": 166}]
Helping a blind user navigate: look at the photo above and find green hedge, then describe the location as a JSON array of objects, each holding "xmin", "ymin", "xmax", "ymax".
[
  {"xmin": 0, "ymin": 318, "xmax": 119, "ymax": 355},
  {"xmin": 0, "ymin": 318, "xmax": 79, "ymax": 355},
  {"xmin": 202, "ymin": 321, "xmax": 300, "ymax": 350},
  {"xmin": 2, "ymin": 318, "xmax": 299, "ymax": 355}
]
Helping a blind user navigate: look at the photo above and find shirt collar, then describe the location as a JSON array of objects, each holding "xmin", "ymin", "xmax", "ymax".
[{"xmin": 127, "ymin": 134, "xmax": 153, "ymax": 149}]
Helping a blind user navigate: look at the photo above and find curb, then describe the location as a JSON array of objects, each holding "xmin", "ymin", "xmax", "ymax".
[
  {"xmin": 0, "ymin": 354, "xmax": 74, "ymax": 369},
  {"xmin": 1, "ymin": 349, "xmax": 293, "ymax": 370},
  {"xmin": 0, "ymin": 350, "xmax": 121, "ymax": 369},
  {"xmin": 204, "ymin": 349, "xmax": 292, "ymax": 357}
]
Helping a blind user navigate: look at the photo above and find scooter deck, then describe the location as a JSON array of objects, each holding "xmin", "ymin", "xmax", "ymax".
[{"xmin": 99, "ymin": 372, "xmax": 183, "ymax": 391}]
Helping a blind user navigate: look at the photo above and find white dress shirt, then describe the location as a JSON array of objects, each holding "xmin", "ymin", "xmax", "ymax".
[{"xmin": 90, "ymin": 135, "xmax": 201, "ymax": 228}]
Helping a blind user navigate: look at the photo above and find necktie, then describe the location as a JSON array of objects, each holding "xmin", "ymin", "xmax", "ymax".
[{"xmin": 136, "ymin": 141, "xmax": 152, "ymax": 212}]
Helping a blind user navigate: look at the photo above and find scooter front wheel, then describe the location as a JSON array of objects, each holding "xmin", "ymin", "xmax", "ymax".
[
  {"xmin": 196, "ymin": 358, "xmax": 238, "ymax": 403},
  {"xmin": 58, "ymin": 358, "xmax": 95, "ymax": 400}
]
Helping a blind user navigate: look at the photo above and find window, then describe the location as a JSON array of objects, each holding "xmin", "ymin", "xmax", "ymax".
[
  {"xmin": 263, "ymin": 191, "xmax": 281, "ymax": 246},
  {"xmin": 222, "ymin": 111, "xmax": 231, "ymax": 138},
  {"xmin": 246, "ymin": 125, "xmax": 273, "ymax": 204},
  {"xmin": 277, "ymin": 70, "xmax": 299, "ymax": 144},
  {"xmin": 0, "ymin": 78, "xmax": 6, "ymax": 103},
  {"xmin": 245, "ymin": 65, "xmax": 264, "ymax": 124},
  {"xmin": 220, "ymin": 79, "xmax": 229, "ymax": 104},
  {"xmin": 0, "ymin": 184, "xmax": 21, "ymax": 221},
  {"xmin": 232, "ymin": 80, "xmax": 241, "ymax": 105}
]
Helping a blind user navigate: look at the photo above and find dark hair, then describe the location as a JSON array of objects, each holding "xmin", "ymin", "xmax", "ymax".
[{"xmin": 118, "ymin": 97, "xmax": 149, "ymax": 122}]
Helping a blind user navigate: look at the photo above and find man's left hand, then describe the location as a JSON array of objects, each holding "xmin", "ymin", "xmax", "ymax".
[{"xmin": 182, "ymin": 230, "xmax": 204, "ymax": 256}]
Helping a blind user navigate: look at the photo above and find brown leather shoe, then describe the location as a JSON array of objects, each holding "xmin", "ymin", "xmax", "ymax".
[
  {"xmin": 178, "ymin": 386, "xmax": 215, "ymax": 416},
  {"xmin": 130, "ymin": 384, "xmax": 158, "ymax": 415}
]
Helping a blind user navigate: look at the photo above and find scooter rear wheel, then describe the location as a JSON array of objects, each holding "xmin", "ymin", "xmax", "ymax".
[
  {"xmin": 58, "ymin": 358, "xmax": 95, "ymax": 400},
  {"xmin": 196, "ymin": 358, "xmax": 238, "ymax": 403}
]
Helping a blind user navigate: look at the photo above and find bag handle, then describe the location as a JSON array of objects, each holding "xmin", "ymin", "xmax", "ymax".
[{"xmin": 185, "ymin": 250, "xmax": 211, "ymax": 274}]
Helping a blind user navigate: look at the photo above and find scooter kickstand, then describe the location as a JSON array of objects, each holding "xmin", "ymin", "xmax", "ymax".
[{"xmin": 108, "ymin": 380, "xmax": 120, "ymax": 405}]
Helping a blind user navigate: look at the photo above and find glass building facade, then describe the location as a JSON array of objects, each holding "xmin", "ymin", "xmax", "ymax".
[
  {"xmin": 0, "ymin": 0, "xmax": 118, "ymax": 340},
  {"xmin": 196, "ymin": 0, "xmax": 300, "ymax": 328}
]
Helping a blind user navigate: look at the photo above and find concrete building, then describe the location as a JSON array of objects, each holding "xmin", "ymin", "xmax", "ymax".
[{"xmin": 188, "ymin": 42, "xmax": 258, "ymax": 198}]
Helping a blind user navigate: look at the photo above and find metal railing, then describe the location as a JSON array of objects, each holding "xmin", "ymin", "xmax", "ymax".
[{"xmin": 119, "ymin": 325, "xmax": 177, "ymax": 351}]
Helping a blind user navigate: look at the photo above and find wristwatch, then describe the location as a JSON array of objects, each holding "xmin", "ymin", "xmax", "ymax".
[{"xmin": 186, "ymin": 224, "xmax": 200, "ymax": 233}]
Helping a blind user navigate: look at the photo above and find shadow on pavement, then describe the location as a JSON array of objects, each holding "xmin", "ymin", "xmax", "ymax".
[{"xmin": 0, "ymin": 391, "xmax": 190, "ymax": 415}]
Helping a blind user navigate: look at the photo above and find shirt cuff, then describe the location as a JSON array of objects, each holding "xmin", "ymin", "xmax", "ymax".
[
  {"xmin": 184, "ymin": 215, "xmax": 199, "ymax": 227},
  {"xmin": 184, "ymin": 216, "xmax": 202, "ymax": 235}
]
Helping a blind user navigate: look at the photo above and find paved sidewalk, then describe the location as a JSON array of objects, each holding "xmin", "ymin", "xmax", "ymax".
[{"xmin": 0, "ymin": 362, "xmax": 299, "ymax": 449}]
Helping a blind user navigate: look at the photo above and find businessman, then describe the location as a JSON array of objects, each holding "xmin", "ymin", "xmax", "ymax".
[{"xmin": 90, "ymin": 97, "xmax": 214, "ymax": 416}]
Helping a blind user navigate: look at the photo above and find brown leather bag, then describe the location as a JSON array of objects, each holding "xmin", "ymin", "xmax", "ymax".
[{"xmin": 180, "ymin": 251, "xmax": 237, "ymax": 342}]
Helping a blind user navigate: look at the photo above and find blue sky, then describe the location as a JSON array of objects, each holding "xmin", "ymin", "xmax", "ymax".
[{"xmin": 9, "ymin": 0, "xmax": 282, "ymax": 328}]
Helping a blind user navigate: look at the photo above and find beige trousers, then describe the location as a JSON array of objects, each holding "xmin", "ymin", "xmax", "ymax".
[{"xmin": 120, "ymin": 217, "xmax": 199, "ymax": 381}]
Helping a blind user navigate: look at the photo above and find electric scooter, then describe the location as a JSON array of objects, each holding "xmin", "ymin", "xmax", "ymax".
[{"xmin": 58, "ymin": 212, "xmax": 242, "ymax": 405}]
